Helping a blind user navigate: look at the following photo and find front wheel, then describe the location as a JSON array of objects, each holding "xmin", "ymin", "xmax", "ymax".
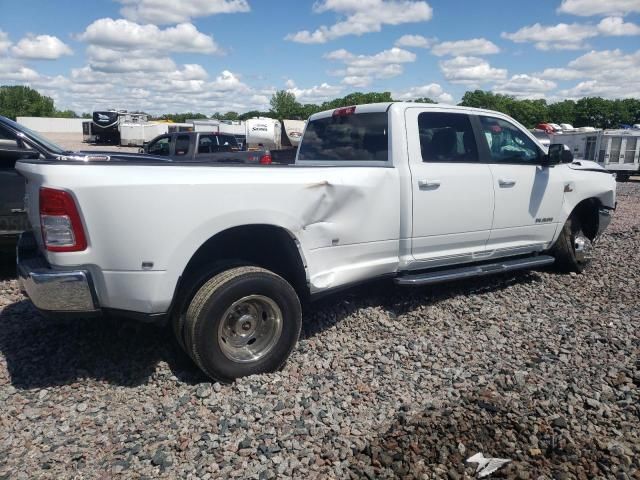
[
  {"xmin": 550, "ymin": 215, "xmax": 592, "ymax": 273},
  {"xmin": 183, "ymin": 266, "xmax": 302, "ymax": 382}
]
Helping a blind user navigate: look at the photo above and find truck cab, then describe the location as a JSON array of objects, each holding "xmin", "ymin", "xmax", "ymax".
[{"xmin": 143, "ymin": 131, "xmax": 271, "ymax": 164}]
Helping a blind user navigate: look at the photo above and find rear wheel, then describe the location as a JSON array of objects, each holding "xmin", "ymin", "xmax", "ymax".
[
  {"xmin": 551, "ymin": 214, "xmax": 592, "ymax": 273},
  {"xmin": 182, "ymin": 266, "xmax": 301, "ymax": 382}
]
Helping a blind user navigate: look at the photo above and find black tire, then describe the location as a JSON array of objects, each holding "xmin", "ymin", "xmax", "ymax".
[
  {"xmin": 183, "ymin": 266, "xmax": 301, "ymax": 382},
  {"xmin": 550, "ymin": 214, "xmax": 591, "ymax": 273},
  {"xmin": 170, "ymin": 261, "xmax": 245, "ymax": 352}
]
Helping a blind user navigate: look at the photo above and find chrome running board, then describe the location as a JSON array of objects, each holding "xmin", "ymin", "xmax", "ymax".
[{"xmin": 394, "ymin": 255, "xmax": 555, "ymax": 286}]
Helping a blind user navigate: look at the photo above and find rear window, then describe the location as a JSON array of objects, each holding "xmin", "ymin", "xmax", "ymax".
[{"xmin": 298, "ymin": 112, "xmax": 388, "ymax": 161}]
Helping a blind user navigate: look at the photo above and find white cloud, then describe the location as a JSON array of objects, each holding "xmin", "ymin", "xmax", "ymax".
[
  {"xmin": 325, "ymin": 47, "xmax": 416, "ymax": 87},
  {"xmin": 502, "ymin": 16, "xmax": 640, "ymax": 50},
  {"xmin": 24, "ymin": 65, "xmax": 260, "ymax": 115},
  {"xmin": 0, "ymin": 59, "xmax": 40, "ymax": 82},
  {"xmin": 117, "ymin": 0, "xmax": 250, "ymax": 24},
  {"xmin": 597, "ymin": 16, "xmax": 640, "ymax": 35},
  {"xmin": 285, "ymin": 79, "xmax": 344, "ymax": 103},
  {"xmin": 431, "ymin": 38, "xmax": 500, "ymax": 57},
  {"xmin": 554, "ymin": 49, "xmax": 640, "ymax": 99},
  {"xmin": 502, "ymin": 22, "xmax": 595, "ymax": 50},
  {"xmin": 558, "ymin": 0, "xmax": 640, "ymax": 16},
  {"xmin": 11, "ymin": 34, "xmax": 73, "ymax": 60},
  {"xmin": 493, "ymin": 74, "xmax": 557, "ymax": 99},
  {"xmin": 286, "ymin": 0, "xmax": 433, "ymax": 44},
  {"xmin": 538, "ymin": 67, "xmax": 584, "ymax": 80},
  {"xmin": 79, "ymin": 18, "xmax": 221, "ymax": 54},
  {"xmin": 394, "ymin": 83, "xmax": 453, "ymax": 103},
  {"xmin": 0, "ymin": 30, "xmax": 11, "ymax": 54},
  {"xmin": 394, "ymin": 34, "xmax": 435, "ymax": 49},
  {"xmin": 439, "ymin": 56, "xmax": 507, "ymax": 85}
]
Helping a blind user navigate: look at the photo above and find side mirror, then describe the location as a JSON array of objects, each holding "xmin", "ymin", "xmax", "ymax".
[{"xmin": 547, "ymin": 144, "xmax": 573, "ymax": 165}]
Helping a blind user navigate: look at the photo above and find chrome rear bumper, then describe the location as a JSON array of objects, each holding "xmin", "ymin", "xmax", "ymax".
[{"xmin": 17, "ymin": 232, "xmax": 100, "ymax": 316}]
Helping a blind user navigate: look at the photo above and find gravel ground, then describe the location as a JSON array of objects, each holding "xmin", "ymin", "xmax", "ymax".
[
  {"xmin": 0, "ymin": 183, "xmax": 638, "ymax": 479},
  {"xmin": 42, "ymin": 132, "xmax": 140, "ymax": 153}
]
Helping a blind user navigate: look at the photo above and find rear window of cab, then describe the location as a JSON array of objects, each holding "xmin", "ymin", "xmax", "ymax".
[{"xmin": 297, "ymin": 112, "xmax": 388, "ymax": 161}]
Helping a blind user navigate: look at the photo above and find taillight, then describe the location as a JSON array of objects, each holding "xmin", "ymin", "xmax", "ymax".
[
  {"xmin": 333, "ymin": 106, "xmax": 356, "ymax": 117},
  {"xmin": 39, "ymin": 187, "xmax": 87, "ymax": 252},
  {"xmin": 260, "ymin": 153, "xmax": 272, "ymax": 165}
]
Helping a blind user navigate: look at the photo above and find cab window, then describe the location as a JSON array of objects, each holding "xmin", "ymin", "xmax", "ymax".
[
  {"xmin": 198, "ymin": 135, "xmax": 217, "ymax": 154},
  {"xmin": 175, "ymin": 135, "xmax": 190, "ymax": 156},
  {"xmin": 148, "ymin": 136, "xmax": 170, "ymax": 156},
  {"xmin": 479, "ymin": 116, "xmax": 541, "ymax": 163},
  {"xmin": 418, "ymin": 112, "xmax": 478, "ymax": 162}
]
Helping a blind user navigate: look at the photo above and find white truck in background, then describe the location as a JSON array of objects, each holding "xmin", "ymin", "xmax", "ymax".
[{"xmin": 9, "ymin": 103, "xmax": 616, "ymax": 382}]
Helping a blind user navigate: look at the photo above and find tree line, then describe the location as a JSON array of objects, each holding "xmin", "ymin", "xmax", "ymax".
[{"xmin": 2, "ymin": 85, "xmax": 639, "ymax": 130}]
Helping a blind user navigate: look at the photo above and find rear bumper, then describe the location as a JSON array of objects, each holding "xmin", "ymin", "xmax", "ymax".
[{"xmin": 17, "ymin": 232, "xmax": 100, "ymax": 317}]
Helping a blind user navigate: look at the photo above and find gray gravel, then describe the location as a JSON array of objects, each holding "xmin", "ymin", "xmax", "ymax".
[
  {"xmin": 0, "ymin": 183, "xmax": 638, "ymax": 479},
  {"xmin": 41, "ymin": 132, "xmax": 140, "ymax": 153}
]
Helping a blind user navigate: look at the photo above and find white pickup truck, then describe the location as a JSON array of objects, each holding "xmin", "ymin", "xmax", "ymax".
[{"xmin": 13, "ymin": 103, "xmax": 616, "ymax": 382}]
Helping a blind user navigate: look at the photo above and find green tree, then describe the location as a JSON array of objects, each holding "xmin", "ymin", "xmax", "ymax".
[
  {"xmin": 574, "ymin": 97, "xmax": 614, "ymax": 128},
  {"xmin": 548, "ymin": 100, "xmax": 576, "ymax": 125},
  {"xmin": 154, "ymin": 112, "xmax": 208, "ymax": 123},
  {"xmin": 507, "ymin": 99, "xmax": 548, "ymax": 128},
  {"xmin": 55, "ymin": 109, "xmax": 79, "ymax": 118},
  {"xmin": 270, "ymin": 90, "xmax": 302, "ymax": 119},
  {"xmin": 238, "ymin": 110, "xmax": 271, "ymax": 121},
  {"xmin": 407, "ymin": 97, "xmax": 437, "ymax": 104},
  {"xmin": 321, "ymin": 91, "xmax": 393, "ymax": 110},
  {"xmin": 459, "ymin": 90, "xmax": 511, "ymax": 112},
  {"xmin": 221, "ymin": 111, "xmax": 239, "ymax": 121},
  {"xmin": 0, "ymin": 85, "xmax": 56, "ymax": 119}
]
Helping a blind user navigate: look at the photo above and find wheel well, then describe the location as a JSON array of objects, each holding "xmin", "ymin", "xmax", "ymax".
[
  {"xmin": 571, "ymin": 198, "xmax": 601, "ymax": 240},
  {"xmin": 178, "ymin": 225, "xmax": 308, "ymax": 302}
]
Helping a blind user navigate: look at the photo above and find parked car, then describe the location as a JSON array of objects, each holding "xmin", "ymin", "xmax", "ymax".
[
  {"xmin": 141, "ymin": 131, "xmax": 276, "ymax": 164},
  {"xmin": 15, "ymin": 103, "xmax": 616, "ymax": 382},
  {"xmin": 0, "ymin": 119, "xmax": 53, "ymax": 238}
]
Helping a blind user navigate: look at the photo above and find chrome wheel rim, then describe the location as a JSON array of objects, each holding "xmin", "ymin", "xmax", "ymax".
[
  {"xmin": 218, "ymin": 295, "xmax": 283, "ymax": 363},
  {"xmin": 574, "ymin": 233, "xmax": 592, "ymax": 263}
]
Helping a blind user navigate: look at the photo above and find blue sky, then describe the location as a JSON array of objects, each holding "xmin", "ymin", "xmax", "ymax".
[{"xmin": 1, "ymin": 0, "xmax": 639, "ymax": 114}]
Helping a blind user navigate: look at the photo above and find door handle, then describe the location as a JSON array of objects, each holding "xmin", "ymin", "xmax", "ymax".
[
  {"xmin": 498, "ymin": 178, "xmax": 516, "ymax": 187},
  {"xmin": 418, "ymin": 179, "xmax": 441, "ymax": 189}
]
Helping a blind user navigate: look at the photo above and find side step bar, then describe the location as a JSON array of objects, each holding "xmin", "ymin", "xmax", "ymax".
[{"xmin": 394, "ymin": 255, "xmax": 555, "ymax": 286}]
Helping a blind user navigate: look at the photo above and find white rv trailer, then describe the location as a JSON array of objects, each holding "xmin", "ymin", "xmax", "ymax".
[
  {"xmin": 245, "ymin": 117, "xmax": 282, "ymax": 150},
  {"xmin": 551, "ymin": 128, "xmax": 640, "ymax": 179},
  {"xmin": 282, "ymin": 120, "xmax": 306, "ymax": 147},
  {"xmin": 119, "ymin": 122, "xmax": 169, "ymax": 147},
  {"xmin": 119, "ymin": 122, "xmax": 193, "ymax": 147}
]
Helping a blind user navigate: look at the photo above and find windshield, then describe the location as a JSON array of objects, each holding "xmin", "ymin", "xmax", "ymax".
[{"xmin": 1, "ymin": 116, "xmax": 66, "ymax": 155}]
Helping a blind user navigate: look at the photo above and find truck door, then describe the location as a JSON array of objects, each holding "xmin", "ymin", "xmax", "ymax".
[
  {"xmin": 405, "ymin": 108, "xmax": 494, "ymax": 266},
  {"xmin": 173, "ymin": 134, "xmax": 192, "ymax": 159},
  {"xmin": 477, "ymin": 115, "xmax": 565, "ymax": 251}
]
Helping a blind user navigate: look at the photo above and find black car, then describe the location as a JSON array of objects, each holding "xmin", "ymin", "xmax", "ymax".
[
  {"xmin": 0, "ymin": 117, "xmax": 53, "ymax": 238},
  {"xmin": 142, "ymin": 131, "xmax": 274, "ymax": 164}
]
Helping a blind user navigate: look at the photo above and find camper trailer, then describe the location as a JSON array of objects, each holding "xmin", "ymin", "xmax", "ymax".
[
  {"xmin": 552, "ymin": 128, "xmax": 640, "ymax": 180},
  {"xmin": 88, "ymin": 111, "xmax": 149, "ymax": 144}
]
